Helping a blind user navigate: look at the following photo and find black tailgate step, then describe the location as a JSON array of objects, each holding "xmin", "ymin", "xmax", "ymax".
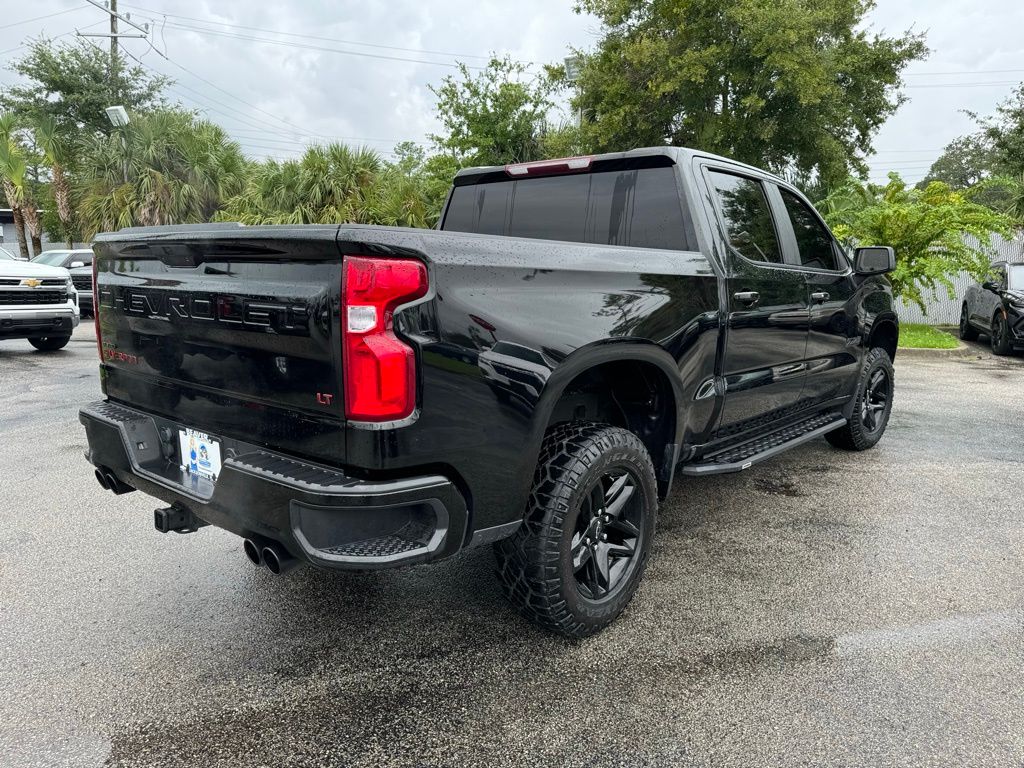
[{"xmin": 682, "ymin": 411, "xmax": 845, "ymax": 476}]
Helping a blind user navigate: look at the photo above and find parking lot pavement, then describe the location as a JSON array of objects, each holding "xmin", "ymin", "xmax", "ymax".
[{"xmin": 1, "ymin": 326, "xmax": 1023, "ymax": 768}]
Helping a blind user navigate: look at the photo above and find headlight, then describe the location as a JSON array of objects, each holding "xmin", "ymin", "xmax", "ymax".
[{"xmin": 67, "ymin": 277, "xmax": 77, "ymax": 304}]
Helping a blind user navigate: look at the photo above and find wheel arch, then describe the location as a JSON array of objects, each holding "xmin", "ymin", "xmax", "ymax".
[
  {"xmin": 867, "ymin": 314, "xmax": 899, "ymax": 361},
  {"xmin": 529, "ymin": 341, "xmax": 685, "ymax": 498}
]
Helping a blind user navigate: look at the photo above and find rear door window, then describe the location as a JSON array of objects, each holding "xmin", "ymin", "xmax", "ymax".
[{"xmin": 707, "ymin": 171, "xmax": 783, "ymax": 264}]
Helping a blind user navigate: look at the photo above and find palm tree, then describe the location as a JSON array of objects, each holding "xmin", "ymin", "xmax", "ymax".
[
  {"xmin": 0, "ymin": 113, "xmax": 33, "ymax": 258},
  {"xmin": 33, "ymin": 115, "xmax": 76, "ymax": 247},
  {"xmin": 75, "ymin": 109, "xmax": 248, "ymax": 238}
]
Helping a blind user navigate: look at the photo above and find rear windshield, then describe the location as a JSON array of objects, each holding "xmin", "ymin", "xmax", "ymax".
[{"xmin": 442, "ymin": 166, "xmax": 692, "ymax": 251}]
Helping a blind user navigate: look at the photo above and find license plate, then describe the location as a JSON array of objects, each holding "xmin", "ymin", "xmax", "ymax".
[{"xmin": 178, "ymin": 428, "xmax": 222, "ymax": 482}]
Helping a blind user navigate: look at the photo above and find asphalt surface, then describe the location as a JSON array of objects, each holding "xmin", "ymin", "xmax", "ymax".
[{"xmin": 2, "ymin": 326, "xmax": 1023, "ymax": 768}]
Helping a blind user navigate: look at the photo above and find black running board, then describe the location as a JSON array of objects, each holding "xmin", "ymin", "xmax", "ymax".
[{"xmin": 681, "ymin": 412, "xmax": 846, "ymax": 476}]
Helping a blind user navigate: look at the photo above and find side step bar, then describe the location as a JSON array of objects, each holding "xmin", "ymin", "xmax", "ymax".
[{"xmin": 681, "ymin": 412, "xmax": 846, "ymax": 476}]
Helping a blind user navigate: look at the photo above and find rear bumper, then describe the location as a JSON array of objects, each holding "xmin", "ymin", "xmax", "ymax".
[
  {"xmin": 79, "ymin": 400, "xmax": 469, "ymax": 570},
  {"xmin": 0, "ymin": 305, "xmax": 79, "ymax": 339}
]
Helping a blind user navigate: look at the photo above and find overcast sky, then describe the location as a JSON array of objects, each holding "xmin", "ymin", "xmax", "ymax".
[{"xmin": 2, "ymin": 0, "xmax": 1023, "ymax": 184}]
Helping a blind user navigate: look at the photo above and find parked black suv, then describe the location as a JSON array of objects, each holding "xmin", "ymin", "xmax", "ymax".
[
  {"xmin": 81, "ymin": 148, "xmax": 898, "ymax": 636},
  {"xmin": 960, "ymin": 260, "xmax": 1024, "ymax": 354}
]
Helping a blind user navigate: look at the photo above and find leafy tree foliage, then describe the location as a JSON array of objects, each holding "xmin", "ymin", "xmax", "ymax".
[
  {"xmin": 820, "ymin": 174, "xmax": 1014, "ymax": 312},
  {"xmin": 1, "ymin": 38, "xmax": 169, "ymax": 136},
  {"xmin": 430, "ymin": 56, "xmax": 555, "ymax": 166},
  {"xmin": 75, "ymin": 109, "xmax": 247, "ymax": 238},
  {"xmin": 920, "ymin": 135, "xmax": 997, "ymax": 190},
  {"xmin": 569, "ymin": 0, "xmax": 927, "ymax": 187}
]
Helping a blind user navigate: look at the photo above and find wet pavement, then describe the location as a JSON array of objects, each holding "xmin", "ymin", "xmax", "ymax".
[{"xmin": 2, "ymin": 326, "xmax": 1023, "ymax": 767}]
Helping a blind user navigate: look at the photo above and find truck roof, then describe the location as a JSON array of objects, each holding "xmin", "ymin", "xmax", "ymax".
[{"xmin": 453, "ymin": 146, "xmax": 774, "ymax": 186}]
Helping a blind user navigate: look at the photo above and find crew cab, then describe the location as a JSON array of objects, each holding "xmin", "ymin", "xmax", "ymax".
[
  {"xmin": 80, "ymin": 148, "xmax": 898, "ymax": 637},
  {"xmin": 0, "ymin": 245, "xmax": 79, "ymax": 351},
  {"xmin": 960, "ymin": 260, "xmax": 1024, "ymax": 355}
]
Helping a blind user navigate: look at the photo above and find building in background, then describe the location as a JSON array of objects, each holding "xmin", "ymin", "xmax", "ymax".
[{"xmin": 0, "ymin": 208, "xmax": 89, "ymax": 257}]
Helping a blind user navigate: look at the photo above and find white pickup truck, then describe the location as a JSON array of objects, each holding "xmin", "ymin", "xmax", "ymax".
[{"xmin": 0, "ymin": 245, "xmax": 80, "ymax": 351}]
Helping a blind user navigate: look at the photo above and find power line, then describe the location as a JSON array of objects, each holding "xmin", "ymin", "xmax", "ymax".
[
  {"xmin": 148, "ymin": 20, "xmax": 485, "ymax": 70},
  {"xmin": 120, "ymin": 3, "xmax": 494, "ymax": 61},
  {"xmin": 907, "ymin": 68, "xmax": 1024, "ymax": 77},
  {"xmin": 0, "ymin": 7, "xmax": 84, "ymax": 31},
  {"xmin": 905, "ymin": 81, "xmax": 1020, "ymax": 89}
]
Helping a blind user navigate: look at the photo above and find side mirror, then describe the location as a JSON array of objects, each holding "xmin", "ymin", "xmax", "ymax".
[
  {"xmin": 854, "ymin": 246, "xmax": 895, "ymax": 276},
  {"xmin": 981, "ymin": 280, "xmax": 1001, "ymax": 292},
  {"xmin": 70, "ymin": 261, "xmax": 86, "ymax": 269}
]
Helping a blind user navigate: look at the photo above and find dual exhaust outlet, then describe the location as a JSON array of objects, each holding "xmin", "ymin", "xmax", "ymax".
[{"xmin": 243, "ymin": 536, "xmax": 299, "ymax": 575}]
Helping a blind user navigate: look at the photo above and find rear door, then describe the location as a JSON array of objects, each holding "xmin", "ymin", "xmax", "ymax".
[
  {"xmin": 702, "ymin": 168, "xmax": 810, "ymax": 432},
  {"xmin": 94, "ymin": 228, "xmax": 347, "ymax": 464}
]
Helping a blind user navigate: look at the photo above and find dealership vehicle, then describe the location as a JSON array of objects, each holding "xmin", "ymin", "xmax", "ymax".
[
  {"xmin": 33, "ymin": 248, "xmax": 95, "ymax": 316},
  {"xmin": 80, "ymin": 148, "xmax": 898, "ymax": 637},
  {"xmin": 960, "ymin": 261, "xmax": 1024, "ymax": 355},
  {"xmin": 0, "ymin": 245, "xmax": 79, "ymax": 351}
]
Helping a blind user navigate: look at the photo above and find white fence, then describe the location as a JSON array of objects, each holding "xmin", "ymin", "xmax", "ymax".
[{"xmin": 896, "ymin": 233, "xmax": 1024, "ymax": 326}]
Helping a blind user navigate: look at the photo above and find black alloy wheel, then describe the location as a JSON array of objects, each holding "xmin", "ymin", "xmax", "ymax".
[
  {"xmin": 570, "ymin": 469, "xmax": 645, "ymax": 600},
  {"xmin": 860, "ymin": 367, "xmax": 891, "ymax": 434},
  {"xmin": 991, "ymin": 314, "xmax": 1013, "ymax": 356}
]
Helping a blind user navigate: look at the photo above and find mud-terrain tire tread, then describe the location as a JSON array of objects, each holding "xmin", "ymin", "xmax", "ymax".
[
  {"xmin": 826, "ymin": 347, "xmax": 894, "ymax": 451},
  {"xmin": 494, "ymin": 422, "xmax": 657, "ymax": 639}
]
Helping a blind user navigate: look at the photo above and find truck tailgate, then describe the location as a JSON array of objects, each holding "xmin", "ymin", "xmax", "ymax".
[{"xmin": 93, "ymin": 227, "xmax": 347, "ymax": 465}]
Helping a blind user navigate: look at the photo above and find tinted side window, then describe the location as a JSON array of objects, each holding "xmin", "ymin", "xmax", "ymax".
[
  {"xmin": 708, "ymin": 171, "xmax": 783, "ymax": 264},
  {"xmin": 508, "ymin": 175, "xmax": 589, "ymax": 243},
  {"xmin": 780, "ymin": 189, "xmax": 839, "ymax": 271}
]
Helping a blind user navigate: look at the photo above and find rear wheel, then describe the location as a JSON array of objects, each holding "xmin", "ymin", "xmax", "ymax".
[
  {"xmin": 28, "ymin": 335, "xmax": 71, "ymax": 352},
  {"xmin": 959, "ymin": 304, "xmax": 979, "ymax": 341},
  {"xmin": 991, "ymin": 314, "xmax": 1013, "ymax": 356},
  {"xmin": 494, "ymin": 423, "xmax": 657, "ymax": 638},
  {"xmin": 826, "ymin": 347, "xmax": 894, "ymax": 451}
]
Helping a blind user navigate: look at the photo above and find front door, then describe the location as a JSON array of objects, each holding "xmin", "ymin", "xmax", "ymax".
[
  {"xmin": 705, "ymin": 170, "xmax": 810, "ymax": 433},
  {"xmin": 773, "ymin": 185, "xmax": 862, "ymax": 407}
]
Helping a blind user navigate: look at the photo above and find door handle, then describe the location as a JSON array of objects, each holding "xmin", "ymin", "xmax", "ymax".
[
  {"xmin": 733, "ymin": 291, "xmax": 760, "ymax": 305},
  {"xmin": 810, "ymin": 291, "xmax": 830, "ymax": 304}
]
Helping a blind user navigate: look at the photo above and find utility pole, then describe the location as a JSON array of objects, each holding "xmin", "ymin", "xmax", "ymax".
[
  {"xmin": 78, "ymin": 0, "xmax": 150, "ymax": 93},
  {"xmin": 109, "ymin": 0, "xmax": 118, "ymax": 96}
]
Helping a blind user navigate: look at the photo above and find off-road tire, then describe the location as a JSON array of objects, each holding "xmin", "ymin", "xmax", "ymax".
[
  {"xmin": 991, "ymin": 314, "xmax": 1013, "ymax": 356},
  {"xmin": 28, "ymin": 335, "xmax": 71, "ymax": 352},
  {"xmin": 494, "ymin": 422, "xmax": 658, "ymax": 638},
  {"xmin": 826, "ymin": 347, "xmax": 895, "ymax": 451},
  {"xmin": 959, "ymin": 304, "xmax": 978, "ymax": 341}
]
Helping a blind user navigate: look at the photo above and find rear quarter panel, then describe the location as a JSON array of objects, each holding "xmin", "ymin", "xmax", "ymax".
[{"xmin": 337, "ymin": 226, "xmax": 720, "ymax": 533}]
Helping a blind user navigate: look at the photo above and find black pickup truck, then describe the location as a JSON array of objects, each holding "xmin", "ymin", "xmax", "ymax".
[{"xmin": 81, "ymin": 147, "xmax": 898, "ymax": 637}]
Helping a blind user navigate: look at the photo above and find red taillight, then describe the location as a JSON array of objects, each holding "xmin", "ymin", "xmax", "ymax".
[
  {"xmin": 504, "ymin": 155, "xmax": 594, "ymax": 177},
  {"xmin": 93, "ymin": 258, "xmax": 102, "ymax": 361},
  {"xmin": 342, "ymin": 256, "xmax": 428, "ymax": 422}
]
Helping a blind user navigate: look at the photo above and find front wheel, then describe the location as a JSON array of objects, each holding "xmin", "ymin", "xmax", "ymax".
[
  {"xmin": 494, "ymin": 423, "xmax": 658, "ymax": 638},
  {"xmin": 959, "ymin": 304, "xmax": 979, "ymax": 341},
  {"xmin": 991, "ymin": 314, "xmax": 1013, "ymax": 356},
  {"xmin": 28, "ymin": 335, "xmax": 71, "ymax": 352},
  {"xmin": 826, "ymin": 347, "xmax": 895, "ymax": 451}
]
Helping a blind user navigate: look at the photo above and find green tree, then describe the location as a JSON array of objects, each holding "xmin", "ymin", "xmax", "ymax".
[
  {"xmin": 1, "ymin": 38, "xmax": 169, "ymax": 136},
  {"xmin": 570, "ymin": 0, "xmax": 927, "ymax": 187},
  {"xmin": 979, "ymin": 84, "xmax": 1024, "ymax": 178},
  {"xmin": 430, "ymin": 56, "xmax": 554, "ymax": 166},
  {"xmin": 820, "ymin": 174, "xmax": 1014, "ymax": 312},
  {"xmin": 921, "ymin": 135, "xmax": 996, "ymax": 189},
  {"xmin": 75, "ymin": 109, "xmax": 247, "ymax": 237},
  {"xmin": 0, "ymin": 113, "xmax": 43, "ymax": 257}
]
